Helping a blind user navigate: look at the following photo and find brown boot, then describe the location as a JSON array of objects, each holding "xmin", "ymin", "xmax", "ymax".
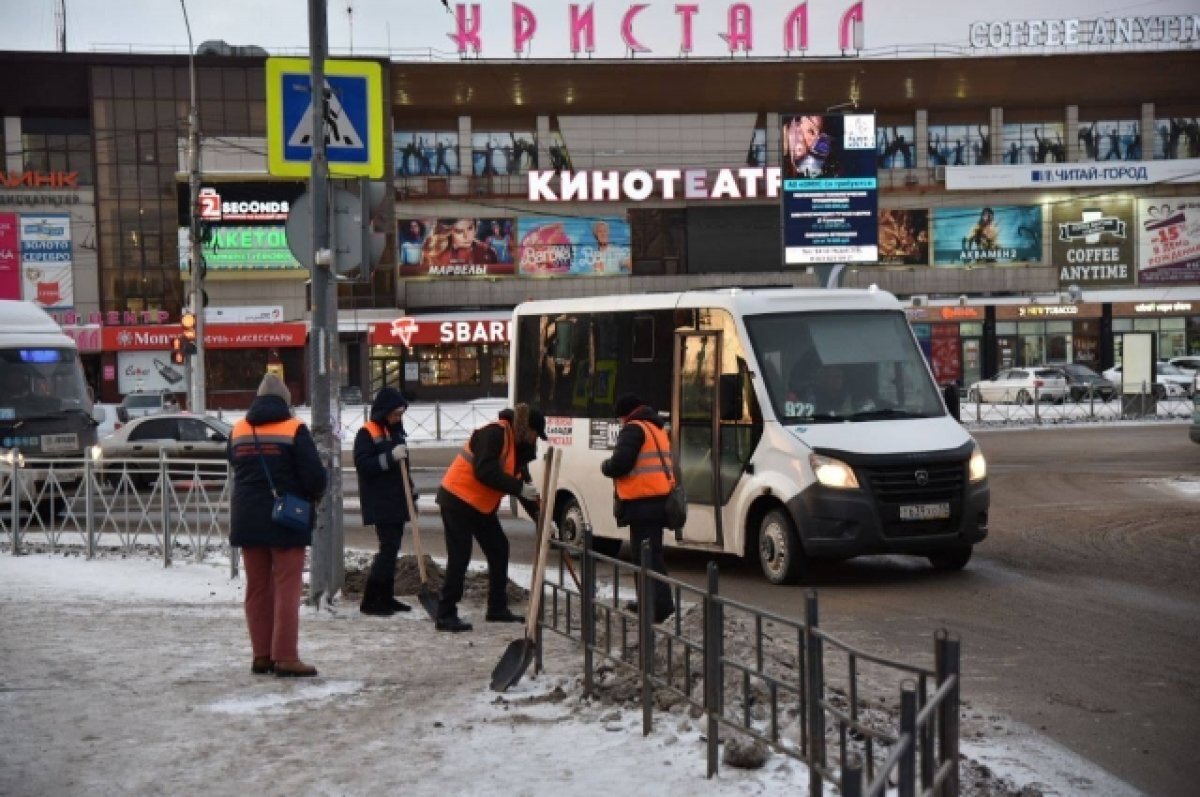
[
  {"xmin": 274, "ymin": 660, "xmax": 318, "ymax": 678},
  {"xmin": 251, "ymin": 656, "xmax": 274, "ymax": 675}
]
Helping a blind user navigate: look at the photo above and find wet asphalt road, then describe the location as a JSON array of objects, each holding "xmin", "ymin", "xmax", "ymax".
[{"xmin": 348, "ymin": 425, "xmax": 1200, "ymax": 795}]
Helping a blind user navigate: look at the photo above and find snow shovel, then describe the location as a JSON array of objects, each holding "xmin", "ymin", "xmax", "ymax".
[
  {"xmin": 490, "ymin": 446, "xmax": 561, "ymax": 692},
  {"xmin": 399, "ymin": 458, "xmax": 440, "ymax": 620}
]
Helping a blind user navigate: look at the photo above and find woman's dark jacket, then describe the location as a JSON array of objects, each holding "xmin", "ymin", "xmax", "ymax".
[
  {"xmin": 228, "ymin": 394, "xmax": 327, "ymax": 547},
  {"xmin": 354, "ymin": 390, "xmax": 415, "ymax": 526},
  {"xmin": 600, "ymin": 404, "xmax": 669, "ymax": 527}
]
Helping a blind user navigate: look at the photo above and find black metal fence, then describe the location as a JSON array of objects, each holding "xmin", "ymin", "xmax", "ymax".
[{"xmin": 535, "ymin": 525, "xmax": 961, "ymax": 796}]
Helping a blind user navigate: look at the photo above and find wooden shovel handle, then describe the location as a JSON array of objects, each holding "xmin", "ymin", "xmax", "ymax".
[
  {"xmin": 399, "ymin": 458, "xmax": 429, "ymax": 584},
  {"xmin": 524, "ymin": 447, "xmax": 561, "ymax": 642}
]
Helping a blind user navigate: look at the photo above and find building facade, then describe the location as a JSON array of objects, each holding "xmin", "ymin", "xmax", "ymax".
[{"xmin": 2, "ymin": 32, "xmax": 1198, "ymax": 404}]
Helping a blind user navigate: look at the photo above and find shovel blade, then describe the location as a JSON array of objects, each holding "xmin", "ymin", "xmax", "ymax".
[
  {"xmin": 417, "ymin": 586, "xmax": 440, "ymax": 621},
  {"xmin": 490, "ymin": 637, "xmax": 535, "ymax": 692}
]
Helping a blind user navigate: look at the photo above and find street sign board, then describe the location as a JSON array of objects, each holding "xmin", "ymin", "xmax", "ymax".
[
  {"xmin": 266, "ymin": 58, "xmax": 384, "ymax": 178},
  {"xmin": 287, "ymin": 188, "xmax": 385, "ymax": 275}
]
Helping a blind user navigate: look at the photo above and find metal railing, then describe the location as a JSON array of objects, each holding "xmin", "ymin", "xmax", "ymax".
[
  {"xmin": 536, "ymin": 526, "xmax": 962, "ymax": 795},
  {"xmin": 962, "ymin": 382, "xmax": 1192, "ymax": 426},
  {"xmin": 2, "ymin": 453, "xmax": 235, "ymax": 571}
]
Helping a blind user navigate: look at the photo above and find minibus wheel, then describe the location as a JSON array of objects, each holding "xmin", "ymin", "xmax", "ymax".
[{"xmin": 758, "ymin": 508, "xmax": 804, "ymax": 584}]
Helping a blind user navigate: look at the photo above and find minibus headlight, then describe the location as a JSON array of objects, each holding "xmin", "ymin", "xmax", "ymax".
[
  {"xmin": 969, "ymin": 446, "xmax": 987, "ymax": 483},
  {"xmin": 1, "ymin": 448, "xmax": 25, "ymax": 468},
  {"xmin": 810, "ymin": 453, "xmax": 860, "ymax": 490},
  {"xmin": 87, "ymin": 445, "xmax": 103, "ymax": 462}
]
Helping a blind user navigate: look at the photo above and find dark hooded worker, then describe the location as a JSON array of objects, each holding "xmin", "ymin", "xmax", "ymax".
[
  {"xmin": 601, "ymin": 393, "xmax": 676, "ymax": 624},
  {"xmin": 353, "ymin": 387, "xmax": 417, "ymax": 617},
  {"xmin": 228, "ymin": 374, "xmax": 328, "ymax": 677},
  {"xmin": 434, "ymin": 404, "xmax": 547, "ymax": 632}
]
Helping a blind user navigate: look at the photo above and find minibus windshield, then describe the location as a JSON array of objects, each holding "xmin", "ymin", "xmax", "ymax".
[
  {"xmin": 746, "ymin": 311, "xmax": 945, "ymax": 424},
  {"xmin": 0, "ymin": 348, "xmax": 92, "ymax": 422}
]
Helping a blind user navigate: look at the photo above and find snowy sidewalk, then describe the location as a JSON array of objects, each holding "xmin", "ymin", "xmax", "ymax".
[
  {"xmin": 0, "ymin": 552, "xmax": 1140, "ymax": 797},
  {"xmin": 0, "ymin": 552, "xmax": 804, "ymax": 797}
]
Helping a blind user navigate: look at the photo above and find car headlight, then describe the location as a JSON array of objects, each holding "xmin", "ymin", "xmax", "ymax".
[
  {"xmin": 969, "ymin": 445, "xmax": 987, "ymax": 483},
  {"xmin": 1, "ymin": 448, "xmax": 25, "ymax": 468},
  {"xmin": 810, "ymin": 453, "xmax": 860, "ymax": 489},
  {"xmin": 88, "ymin": 445, "xmax": 103, "ymax": 462}
]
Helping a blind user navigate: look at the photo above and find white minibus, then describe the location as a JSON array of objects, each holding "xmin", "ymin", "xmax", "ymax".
[{"xmin": 510, "ymin": 287, "xmax": 989, "ymax": 583}]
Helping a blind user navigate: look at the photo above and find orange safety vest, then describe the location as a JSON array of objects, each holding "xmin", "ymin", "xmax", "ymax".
[
  {"xmin": 363, "ymin": 419, "xmax": 388, "ymax": 444},
  {"xmin": 441, "ymin": 420, "xmax": 516, "ymax": 514},
  {"xmin": 230, "ymin": 417, "xmax": 303, "ymax": 453},
  {"xmin": 614, "ymin": 420, "xmax": 674, "ymax": 501}
]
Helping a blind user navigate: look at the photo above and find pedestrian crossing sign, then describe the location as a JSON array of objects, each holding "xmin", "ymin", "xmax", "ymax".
[{"xmin": 266, "ymin": 57, "xmax": 384, "ymax": 178}]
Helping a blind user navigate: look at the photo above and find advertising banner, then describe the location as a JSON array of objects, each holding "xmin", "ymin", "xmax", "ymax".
[
  {"xmin": 878, "ymin": 209, "xmax": 929, "ymax": 265},
  {"xmin": 945, "ymin": 158, "xmax": 1200, "ymax": 190},
  {"xmin": 932, "ymin": 206, "xmax": 1042, "ymax": 266},
  {"xmin": 117, "ymin": 351, "xmax": 188, "ymax": 394},
  {"xmin": 176, "ymin": 181, "xmax": 306, "ymax": 226},
  {"xmin": 103, "ymin": 322, "xmax": 308, "ymax": 352},
  {"xmin": 178, "ymin": 226, "xmax": 305, "ymax": 274},
  {"xmin": 19, "ymin": 213, "xmax": 73, "ymax": 308},
  {"xmin": 397, "ymin": 218, "xmax": 517, "ymax": 277},
  {"xmin": 781, "ymin": 113, "xmax": 878, "ymax": 264},
  {"xmin": 1137, "ymin": 197, "xmax": 1200, "ymax": 285},
  {"xmin": 0, "ymin": 213, "xmax": 19, "ymax": 299},
  {"xmin": 1052, "ymin": 198, "xmax": 1136, "ymax": 287},
  {"xmin": 517, "ymin": 216, "xmax": 632, "ymax": 276}
]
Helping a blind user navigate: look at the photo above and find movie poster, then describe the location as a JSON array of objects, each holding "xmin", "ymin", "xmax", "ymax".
[
  {"xmin": 517, "ymin": 216, "xmax": 631, "ymax": 276},
  {"xmin": 878, "ymin": 209, "xmax": 929, "ymax": 265},
  {"xmin": 397, "ymin": 218, "xmax": 517, "ymax": 277},
  {"xmin": 781, "ymin": 113, "xmax": 878, "ymax": 264},
  {"xmin": 1137, "ymin": 197, "xmax": 1200, "ymax": 285},
  {"xmin": 932, "ymin": 206, "xmax": 1042, "ymax": 266}
]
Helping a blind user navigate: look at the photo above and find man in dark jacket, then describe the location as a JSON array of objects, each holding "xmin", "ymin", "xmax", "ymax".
[
  {"xmin": 601, "ymin": 393, "xmax": 675, "ymax": 624},
  {"xmin": 354, "ymin": 387, "xmax": 417, "ymax": 616},
  {"xmin": 228, "ymin": 374, "xmax": 328, "ymax": 677},
  {"xmin": 434, "ymin": 404, "xmax": 546, "ymax": 632}
]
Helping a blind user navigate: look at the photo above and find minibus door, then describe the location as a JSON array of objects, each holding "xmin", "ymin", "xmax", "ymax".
[{"xmin": 673, "ymin": 330, "xmax": 721, "ymax": 547}]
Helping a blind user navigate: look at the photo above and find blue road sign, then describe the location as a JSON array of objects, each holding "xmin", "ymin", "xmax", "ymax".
[{"xmin": 266, "ymin": 58, "xmax": 384, "ymax": 178}]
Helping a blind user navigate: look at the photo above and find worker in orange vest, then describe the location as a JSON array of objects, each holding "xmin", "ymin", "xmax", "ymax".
[
  {"xmin": 353, "ymin": 387, "xmax": 416, "ymax": 617},
  {"xmin": 602, "ymin": 392, "xmax": 676, "ymax": 624},
  {"xmin": 434, "ymin": 403, "xmax": 547, "ymax": 632}
]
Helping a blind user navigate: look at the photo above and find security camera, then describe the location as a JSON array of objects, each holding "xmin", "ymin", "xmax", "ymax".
[{"xmin": 1067, "ymin": 284, "xmax": 1083, "ymax": 303}]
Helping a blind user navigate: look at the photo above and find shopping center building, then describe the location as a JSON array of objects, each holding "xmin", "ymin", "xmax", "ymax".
[{"xmin": 2, "ymin": 3, "xmax": 1198, "ymax": 404}]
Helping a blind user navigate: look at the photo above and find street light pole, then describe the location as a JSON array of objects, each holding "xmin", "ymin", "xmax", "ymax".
[{"xmin": 180, "ymin": 0, "xmax": 206, "ymax": 414}]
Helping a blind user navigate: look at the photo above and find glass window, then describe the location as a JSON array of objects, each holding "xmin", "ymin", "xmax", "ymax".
[
  {"xmin": 1112, "ymin": 318, "xmax": 1133, "ymax": 332},
  {"xmin": 1133, "ymin": 318, "xmax": 1160, "ymax": 331},
  {"xmin": 129, "ymin": 418, "xmax": 177, "ymax": 441},
  {"xmin": 472, "ymin": 131, "xmax": 537, "ymax": 176},
  {"xmin": 960, "ymin": 322, "xmax": 984, "ymax": 337},
  {"xmin": 394, "ymin": 130, "xmax": 459, "ymax": 176},
  {"xmin": 875, "ymin": 124, "xmax": 915, "ymax": 169},
  {"xmin": 413, "ymin": 344, "xmax": 481, "ymax": 387},
  {"xmin": 926, "ymin": 124, "xmax": 989, "ymax": 166},
  {"xmin": 1001, "ymin": 122, "xmax": 1065, "ymax": 164},
  {"xmin": 1078, "ymin": 119, "xmax": 1141, "ymax": 162},
  {"xmin": 1153, "ymin": 117, "xmax": 1200, "ymax": 160}
]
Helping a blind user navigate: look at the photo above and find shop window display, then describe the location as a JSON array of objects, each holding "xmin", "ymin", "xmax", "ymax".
[
  {"xmin": 926, "ymin": 124, "xmax": 989, "ymax": 166},
  {"xmin": 1153, "ymin": 118, "xmax": 1200, "ymax": 160},
  {"xmin": 1077, "ymin": 119, "xmax": 1141, "ymax": 162}
]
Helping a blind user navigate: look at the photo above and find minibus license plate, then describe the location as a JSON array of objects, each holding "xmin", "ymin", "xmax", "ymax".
[
  {"xmin": 41, "ymin": 434, "xmax": 79, "ymax": 453},
  {"xmin": 899, "ymin": 502, "xmax": 950, "ymax": 521}
]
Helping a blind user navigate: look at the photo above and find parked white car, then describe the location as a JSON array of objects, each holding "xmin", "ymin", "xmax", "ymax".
[
  {"xmin": 967, "ymin": 368, "xmax": 1068, "ymax": 404},
  {"xmin": 1101, "ymin": 362, "xmax": 1192, "ymax": 399},
  {"xmin": 1168, "ymin": 356, "xmax": 1200, "ymax": 376}
]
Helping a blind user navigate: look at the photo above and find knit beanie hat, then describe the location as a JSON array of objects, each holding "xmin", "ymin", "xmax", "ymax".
[{"xmin": 256, "ymin": 373, "xmax": 292, "ymax": 405}]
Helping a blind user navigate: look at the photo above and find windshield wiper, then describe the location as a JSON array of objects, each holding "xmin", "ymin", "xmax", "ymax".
[{"xmin": 844, "ymin": 408, "xmax": 934, "ymax": 421}]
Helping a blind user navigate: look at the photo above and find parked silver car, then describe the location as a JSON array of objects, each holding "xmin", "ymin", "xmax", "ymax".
[
  {"xmin": 1101, "ymin": 362, "xmax": 1192, "ymax": 399},
  {"xmin": 967, "ymin": 368, "xmax": 1068, "ymax": 404},
  {"xmin": 99, "ymin": 413, "xmax": 230, "ymax": 488}
]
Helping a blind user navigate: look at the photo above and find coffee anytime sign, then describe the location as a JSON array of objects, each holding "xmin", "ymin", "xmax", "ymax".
[{"xmin": 1052, "ymin": 198, "xmax": 1135, "ymax": 287}]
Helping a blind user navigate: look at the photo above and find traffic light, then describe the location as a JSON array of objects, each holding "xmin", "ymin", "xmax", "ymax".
[
  {"xmin": 180, "ymin": 310, "xmax": 198, "ymax": 355},
  {"xmin": 170, "ymin": 336, "xmax": 186, "ymax": 366}
]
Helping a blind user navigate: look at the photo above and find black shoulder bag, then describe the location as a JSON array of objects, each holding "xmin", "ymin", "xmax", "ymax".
[
  {"xmin": 646, "ymin": 424, "xmax": 688, "ymax": 533},
  {"xmin": 251, "ymin": 428, "xmax": 312, "ymax": 534}
]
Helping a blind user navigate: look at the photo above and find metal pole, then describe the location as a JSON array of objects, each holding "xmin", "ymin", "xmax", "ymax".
[
  {"xmin": 805, "ymin": 590, "xmax": 825, "ymax": 796},
  {"xmin": 181, "ymin": 0, "xmax": 205, "ymax": 414},
  {"xmin": 307, "ymin": 0, "xmax": 336, "ymax": 607}
]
